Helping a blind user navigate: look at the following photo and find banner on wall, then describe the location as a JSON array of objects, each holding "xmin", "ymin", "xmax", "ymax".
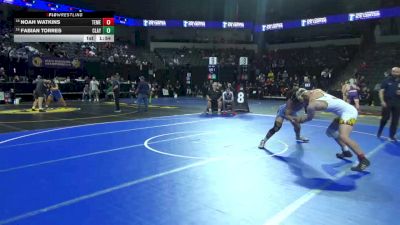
[{"xmin": 29, "ymin": 56, "xmax": 83, "ymax": 69}]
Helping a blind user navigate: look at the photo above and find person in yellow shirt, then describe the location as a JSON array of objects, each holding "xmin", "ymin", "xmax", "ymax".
[{"xmin": 267, "ymin": 70, "xmax": 274, "ymax": 82}]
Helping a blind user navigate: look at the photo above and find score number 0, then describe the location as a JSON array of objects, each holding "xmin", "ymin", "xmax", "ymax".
[
  {"xmin": 104, "ymin": 27, "xmax": 112, "ymax": 34},
  {"xmin": 102, "ymin": 18, "xmax": 115, "ymax": 26}
]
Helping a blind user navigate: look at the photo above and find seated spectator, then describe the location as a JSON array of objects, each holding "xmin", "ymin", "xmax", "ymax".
[
  {"xmin": 9, "ymin": 88, "xmax": 15, "ymax": 103},
  {"xmin": 302, "ymin": 76, "xmax": 314, "ymax": 90},
  {"xmin": 282, "ymin": 70, "xmax": 289, "ymax": 80},
  {"xmin": 222, "ymin": 85, "xmax": 234, "ymax": 112},
  {"xmin": 360, "ymin": 87, "xmax": 372, "ymax": 106},
  {"xmin": 267, "ymin": 70, "xmax": 274, "ymax": 81},
  {"xmin": 206, "ymin": 82, "xmax": 222, "ymax": 114},
  {"xmin": 186, "ymin": 84, "xmax": 192, "ymax": 96},
  {"xmin": 65, "ymin": 76, "xmax": 71, "ymax": 83},
  {"xmin": 13, "ymin": 75, "xmax": 20, "ymax": 83},
  {"xmin": 0, "ymin": 67, "xmax": 7, "ymax": 82}
]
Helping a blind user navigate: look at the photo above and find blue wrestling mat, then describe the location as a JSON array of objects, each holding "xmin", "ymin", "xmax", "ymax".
[{"xmin": 0, "ymin": 113, "xmax": 399, "ymax": 225}]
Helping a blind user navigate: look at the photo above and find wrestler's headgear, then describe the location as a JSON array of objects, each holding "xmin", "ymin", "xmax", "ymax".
[{"xmin": 295, "ymin": 88, "xmax": 308, "ymax": 102}]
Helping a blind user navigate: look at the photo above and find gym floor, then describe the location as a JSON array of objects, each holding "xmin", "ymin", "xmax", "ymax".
[{"xmin": 0, "ymin": 98, "xmax": 398, "ymax": 225}]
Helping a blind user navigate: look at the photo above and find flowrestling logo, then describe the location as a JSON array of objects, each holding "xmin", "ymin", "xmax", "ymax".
[
  {"xmin": 183, "ymin": 20, "xmax": 206, "ymax": 28},
  {"xmin": 262, "ymin": 23, "xmax": 284, "ymax": 31},
  {"xmin": 117, "ymin": 17, "xmax": 127, "ymax": 24},
  {"xmin": 222, "ymin": 21, "xmax": 245, "ymax": 29},
  {"xmin": 143, "ymin": 20, "xmax": 167, "ymax": 27},
  {"xmin": 348, "ymin": 11, "xmax": 381, "ymax": 21},
  {"xmin": 301, "ymin": 17, "xmax": 327, "ymax": 27}
]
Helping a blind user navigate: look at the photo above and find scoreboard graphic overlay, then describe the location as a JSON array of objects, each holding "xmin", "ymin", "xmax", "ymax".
[{"xmin": 14, "ymin": 12, "xmax": 114, "ymax": 42}]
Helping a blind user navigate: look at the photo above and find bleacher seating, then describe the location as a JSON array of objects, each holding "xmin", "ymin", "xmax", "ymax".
[{"xmin": 358, "ymin": 43, "xmax": 400, "ymax": 87}]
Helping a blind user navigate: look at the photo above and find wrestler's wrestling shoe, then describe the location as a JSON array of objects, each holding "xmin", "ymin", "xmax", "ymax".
[
  {"xmin": 296, "ymin": 136, "xmax": 309, "ymax": 143},
  {"xmin": 336, "ymin": 150, "xmax": 353, "ymax": 159},
  {"xmin": 258, "ymin": 139, "xmax": 266, "ymax": 149},
  {"xmin": 351, "ymin": 158, "xmax": 370, "ymax": 172}
]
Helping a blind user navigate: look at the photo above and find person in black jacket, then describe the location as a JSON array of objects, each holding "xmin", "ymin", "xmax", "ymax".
[
  {"xmin": 112, "ymin": 74, "xmax": 121, "ymax": 112},
  {"xmin": 377, "ymin": 67, "xmax": 400, "ymax": 141}
]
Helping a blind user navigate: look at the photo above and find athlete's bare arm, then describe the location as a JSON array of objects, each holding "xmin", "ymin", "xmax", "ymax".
[
  {"xmin": 285, "ymin": 99, "xmax": 306, "ymax": 123},
  {"xmin": 299, "ymin": 99, "xmax": 327, "ymax": 123},
  {"xmin": 299, "ymin": 101, "xmax": 317, "ymax": 123},
  {"xmin": 284, "ymin": 99, "xmax": 295, "ymax": 121}
]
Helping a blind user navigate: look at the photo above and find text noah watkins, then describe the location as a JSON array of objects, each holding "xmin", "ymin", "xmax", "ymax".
[
  {"xmin": 18, "ymin": 27, "xmax": 63, "ymax": 34},
  {"xmin": 18, "ymin": 19, "xmax": 61, "ymax": 25}
]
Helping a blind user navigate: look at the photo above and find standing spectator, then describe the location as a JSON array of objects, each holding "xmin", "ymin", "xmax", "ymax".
[
  {"xmin": 136, "ymin": 76, "xmax": 150, "ymax": 112},
  {"xmin": 112, "ymin": 74, "xmax": 121, "ymax": 112},
  {"xmin": 90, "ymin": 77, "xmax": 100, "ymax": 102},
  {"xmin": 174, "ymin": 80, "xmax": 181, "ymax": 98},
  {"xmin": 377, "ymin": 67, "xmax": 400, "ymax": 141},
  {"xmin": 82, "ymin": 84, "xmax": 90, "ymax": 102},
  {"xmin": 129, "ymin": 84, "xmax": 136, "ymax": 104}
]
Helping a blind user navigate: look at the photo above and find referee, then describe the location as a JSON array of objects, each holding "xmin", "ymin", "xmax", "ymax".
[
  {"xmin": 377, "ymin": 67, "xmax": 400, "ymax": 141},
  {"xmin": 32, "ymin": 75, "xmax": 46, "ymax": 112}
]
